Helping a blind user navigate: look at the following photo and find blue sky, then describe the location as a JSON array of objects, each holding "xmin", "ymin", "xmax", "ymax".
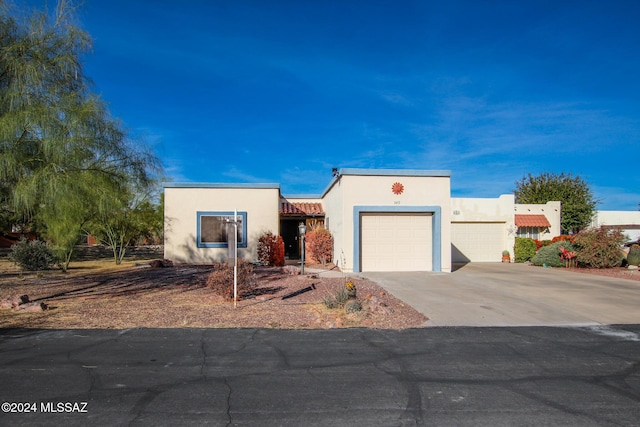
[{"xmin": 19, "ymin": 0, "xmax": 640, "ymax": 209}]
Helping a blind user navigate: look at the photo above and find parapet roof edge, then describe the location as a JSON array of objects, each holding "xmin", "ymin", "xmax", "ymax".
[
  {"xmin": 281, "ymin": 194, "xmax": 323, "ymax": 199},
  {"xmin": 339, "ymin": 168, "xmax": 451, "ymax": 177},
  {"xmin": 163, "ymin": 182, "xmax": 280, "ymax": 189},
  {"xmin": 320, "ymin": 168, "xmax": 452, "ymax": 197}
]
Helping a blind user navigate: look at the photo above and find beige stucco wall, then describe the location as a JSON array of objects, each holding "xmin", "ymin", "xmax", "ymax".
[
  {"xmin": 328, "ymin": 171, "xmax": 451, "ymax": 273},
  {"xmin": 451, "ymin": 194, "xmax": 516, "ymax": 258},
  {"xmin": 320, "ymin": 178, "xmax": 345, "ymax": 269},
  {"xmin": 283, "ymin": 197, "xmax": 321, "ymax": 204},
  {"xmin": 164, "ymin": 185, "xmax": 280, "ymax": 263},
  {"xmin": 515, "ymin": 201, "xmax": 562, "ymax": 239},
  {"xmin": 451, "ymin": 194, "xmax": 515, "ymax": 222}
]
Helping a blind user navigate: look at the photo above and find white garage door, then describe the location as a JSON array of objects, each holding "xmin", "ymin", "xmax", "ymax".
[
  {"xmin": 451, "ymin": 222, "xmax": 505, "ymax": 262},
  {"xmin": 361, "ymin": 213, "xmax": 432, "ymax": 272}
]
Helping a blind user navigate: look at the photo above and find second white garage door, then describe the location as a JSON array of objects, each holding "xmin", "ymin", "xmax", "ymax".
[
  {"xmin": 451, "ymin": 222, "xmax": 505, "ymax": 262},
  {"xmin": 361, "ymin": 213, "xmax": 432, "ymax": 272}
]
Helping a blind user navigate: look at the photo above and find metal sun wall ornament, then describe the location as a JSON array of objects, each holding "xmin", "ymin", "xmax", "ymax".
[{"xmin": 392, "ymin": 182, "xmax": 404, "ymax": 195}]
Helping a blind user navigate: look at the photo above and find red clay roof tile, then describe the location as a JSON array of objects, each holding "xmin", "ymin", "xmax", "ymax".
[
  {"xmin": 280, "ymin": 201, "xmax": 324, "ymax": 216},
  {"xmin": 515, "ymin": 214, "xmax": 551, "ymax": 227}
]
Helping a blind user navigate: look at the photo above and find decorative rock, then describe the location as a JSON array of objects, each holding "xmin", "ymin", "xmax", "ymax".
[
  {"xmin": 149, "ymin": 259, "xmax": 174, "ymax": 268},
  {"xmin": 368, "ymin": 296, "xmax": 393, "ymax": 315},
  {"xmin": 282, "ymin": 265, "xmax": 299, "ymax": 275},
  {"xmin": 15, "ymin": 302, "xmax": 47, "ymax": 312},
  {"xmin": 1, "ymin": 295, "xmax": 30, "ymax": 310}
]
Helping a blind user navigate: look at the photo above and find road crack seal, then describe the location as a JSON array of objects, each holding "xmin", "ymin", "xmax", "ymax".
[{"xmin": 224, "ymin": 377, "xmax": 233, "ymax": 427}]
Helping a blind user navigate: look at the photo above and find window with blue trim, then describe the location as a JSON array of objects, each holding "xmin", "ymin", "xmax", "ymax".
[{"xmin": 197, "ymin": 212, "xmax": 247, "ymax": 248}]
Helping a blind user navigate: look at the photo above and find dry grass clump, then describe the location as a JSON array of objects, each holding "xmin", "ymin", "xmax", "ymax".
[{"xmin": 205, "ymin": 260, "xmax": 255, "ymax": 301}]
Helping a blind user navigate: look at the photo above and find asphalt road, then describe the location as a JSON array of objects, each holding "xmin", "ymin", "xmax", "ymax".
[{"xmin": 1, "ymin": 326, "xmax": 639, "ymax": 426}]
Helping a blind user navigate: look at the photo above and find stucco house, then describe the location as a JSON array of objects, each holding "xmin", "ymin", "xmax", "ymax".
[
  {"xmin": 164, "ymin": 168, "xmax": 561, "ymax": 272},
  {"xmin": 591, "ymin": 210, "xmax": 640, "ymax": 243}
]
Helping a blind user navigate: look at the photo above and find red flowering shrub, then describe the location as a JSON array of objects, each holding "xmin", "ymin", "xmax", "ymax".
[
  {"xmin": 206, "ymin": 260, "xmax": 255, "ymax": 301},
  {"xmin": 534, "ymin": 239, "xmax": 552, "ymax": 251},
  {"xmin": 305, "ymin": 228, "xmax": 333, "ymax": 267},
  {"xmin": 551, "ymin": 235, "xmax": 576, "ymax": 244},
  {"xmin": 257, "ymin": 232, "xmax": 285, "ymax": 266}
]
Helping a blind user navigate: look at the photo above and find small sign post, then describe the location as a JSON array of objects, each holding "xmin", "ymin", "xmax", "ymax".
[{"xmin": 226, "ymin": 210, "xmax": 239, "ymax": 308}]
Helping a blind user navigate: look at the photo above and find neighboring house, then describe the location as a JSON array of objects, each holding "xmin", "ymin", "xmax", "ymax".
[
  {"xmin": 0, "ymin": 232, "xmax": 36, "ymax": 248},
  {"xmin": 164, "ymin": 168, "xmax": 562, "ymax": 272},
  {"xmin": 450, "ymin": 197, "xmax": 561, "ymax": 263},
  {"xmin": 514, "ymin": 201, "xmax": 562, "ymax": 240},
  {"xmin": 591, "ymin": 211, "xmax": 640, "ymax": 243},
  {"xmin": 451, "ymin": 195, "xmax": 516, "ymax": 263}
]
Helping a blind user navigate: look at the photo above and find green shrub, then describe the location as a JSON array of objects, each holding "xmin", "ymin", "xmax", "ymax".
[
  {"xmin": 322, "ymin": 287, "xmax": 350, "ymax": 309},
  {"xmin": 322, "ymin": 294, "xmax": 339, "ymax": 309},
  {"xmin": 531, "ymin": 241, "xmax": 577, "ymax": 268},
  {"xmin": 206, "ymin": 260, "xmax": 255, "ymax": 301},
  {"xmin": 345, "ymin": 299, "xmax": 362, "ymax": 313},
  {"xmin": 323, "ymin": 285, "xmax": 362, "ymax": 314},
  {"xmin": 573, "ymin": 227, "xmax": 626, "ymax": 268},
  {"xmin": 628, "ymin": 244, "xmax": 640, "ymax": 266},
  {"xmin": 514, "ymin": 237, "xmax": 537, "ymax": 263},
  {"xmin": 8, "ymin": 238, "xmax": 56, "ymax": 271},
  {"xmin": 335, "ymin": 288, "xmax": 350, "ymax": 306}
]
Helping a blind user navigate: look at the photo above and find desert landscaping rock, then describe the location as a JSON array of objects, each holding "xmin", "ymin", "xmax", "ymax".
[
  {"xmin": 14, "ymin": 301, "xmax": 47, "ymax": 312},
  {"xmin": 0, "ymin": 264, "xmax": 427, "ymax": 329},
  {"xmin": 0, "ymin": 294, "xmax": 37, "ymax": 310}
]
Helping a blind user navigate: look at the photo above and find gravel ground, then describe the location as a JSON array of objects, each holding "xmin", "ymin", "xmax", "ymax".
[{"xmin": 0, "ymin": 263, "xmax": 428, "ymax": 329}]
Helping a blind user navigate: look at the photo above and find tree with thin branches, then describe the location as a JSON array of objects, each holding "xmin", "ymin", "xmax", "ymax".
[{"xmin": 0, "ymin": 0, "xmax": 160, "ymax": 270}]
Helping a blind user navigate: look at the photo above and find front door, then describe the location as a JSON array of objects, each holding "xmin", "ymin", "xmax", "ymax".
[{"xmin": 280, "ymin": 219, "xmax": 300, "ymax": 259}]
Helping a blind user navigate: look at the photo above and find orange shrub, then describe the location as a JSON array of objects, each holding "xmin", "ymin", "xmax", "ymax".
[
  {"xmin": 551, "ymin": 235, "xmax": 576, "ymax": 244},
  {"xmin": 305, "ymin": 228, "xmax": 333, "ymax": 266},
  {"xmin": 534, "ymin": 239, "xmax": 552, "ymax": 251}
]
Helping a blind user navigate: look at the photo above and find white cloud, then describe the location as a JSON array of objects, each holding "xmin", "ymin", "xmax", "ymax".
[
  {"xmin": 221, "ymin": 167, "xmax": 271, "ymax": 183},
  {"xmin": 592, "ymin": 185, "xmax": 640, "ymax": 211}
]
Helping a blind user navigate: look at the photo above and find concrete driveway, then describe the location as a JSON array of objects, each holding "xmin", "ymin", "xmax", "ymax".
[{"xmin": 361, "ymin": 263, "xmax": 640, "ymax": 327}]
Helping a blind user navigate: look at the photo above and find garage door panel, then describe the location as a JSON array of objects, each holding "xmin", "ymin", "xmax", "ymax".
[
  {"xmin": 361, "ymin": 213, "xmax": 432, "ymax": 272},
  {"xmin": 451, "ymin": 222, "xmax": 505, "ymax": 262}
]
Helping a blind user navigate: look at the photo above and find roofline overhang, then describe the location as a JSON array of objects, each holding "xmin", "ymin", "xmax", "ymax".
[
  {"xmin": 280, "ymin": 194, "xmax": 323, "ymax": 199},
  {"xmin": 163, "ymin": 182, "xmax": 280, "ymax": 190}
]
